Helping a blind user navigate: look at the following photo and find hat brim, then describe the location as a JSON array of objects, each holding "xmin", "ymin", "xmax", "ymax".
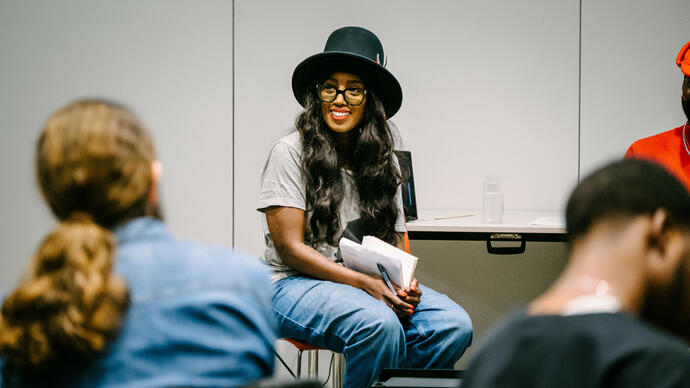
[
  {"xmin": 681, "ymin": 64, "xmax": 690, "ymax": 77},
  {"xmin": 292, "ymin": 51, "xmax": 403, "ymax": 119},
  {"xmin": 676, "ymin": 41, "xmax": 690, "ymax": 77}
]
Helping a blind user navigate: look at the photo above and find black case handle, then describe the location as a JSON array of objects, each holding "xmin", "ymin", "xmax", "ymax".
[{"xmin": 486, "ymin": 233, "xmax": 526, "ymax": 255}]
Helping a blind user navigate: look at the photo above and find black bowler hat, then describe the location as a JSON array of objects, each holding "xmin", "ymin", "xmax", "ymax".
[{"xmin": 292, "ymin": 26, "xmax": 403, "ymax": 119}]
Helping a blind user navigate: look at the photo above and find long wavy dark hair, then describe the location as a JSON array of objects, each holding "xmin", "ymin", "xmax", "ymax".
[{"xmin": 296, "ymin": 84, "xmax": 401, "ymax": 246}]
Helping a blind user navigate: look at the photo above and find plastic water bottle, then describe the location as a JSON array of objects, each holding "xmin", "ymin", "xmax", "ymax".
[{"xmin": 482, "ymin": 175, "xmax": 503, "ymax": 224}]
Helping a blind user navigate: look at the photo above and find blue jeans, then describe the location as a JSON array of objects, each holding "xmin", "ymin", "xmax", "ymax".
[{"xmin": 273, "ymin": 275, "xmax": 473, "ymax": 388}]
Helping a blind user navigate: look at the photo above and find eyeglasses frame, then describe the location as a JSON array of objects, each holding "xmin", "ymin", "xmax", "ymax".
[{"xmin": 315, "ymin": 83, "xmax": 368, "ymax": 106}]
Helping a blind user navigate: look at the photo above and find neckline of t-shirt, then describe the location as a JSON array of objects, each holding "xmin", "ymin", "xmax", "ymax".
[
  {"xmin": 519, "ymin": 306, "xmax": 628, "ymax": 320},
  {"xmin": 561, "ymin": 293, "xmax": 622, "ymax": 316}
]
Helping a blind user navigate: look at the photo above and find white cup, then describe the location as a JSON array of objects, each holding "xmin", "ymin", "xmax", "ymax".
[{"xmin": 482, "ymin": 176, "xmax": 503, "ymax": 224}]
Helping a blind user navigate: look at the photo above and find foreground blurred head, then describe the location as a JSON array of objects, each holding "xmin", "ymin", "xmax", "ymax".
[
  {"xmin": 566, "ymin": 159, "xmax": 690, "ymax": 340},
  {"xmin": 0, "ymin": 99, "xmax": 159, "ymax": 368}
]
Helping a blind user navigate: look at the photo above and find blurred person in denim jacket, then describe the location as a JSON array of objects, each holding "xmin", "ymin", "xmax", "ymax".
[{"xmin": 0, "ymin": 99, "xmax": 277, "ymax": 387}]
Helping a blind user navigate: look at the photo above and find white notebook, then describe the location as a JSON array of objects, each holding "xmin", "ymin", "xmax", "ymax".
[{"xmin": 339, "ymin": 236, "xmax": 418, "ymax": 288}]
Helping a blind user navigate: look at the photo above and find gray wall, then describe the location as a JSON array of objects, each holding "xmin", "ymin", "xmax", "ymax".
[
  {"xmin": 580, "ymin": 0, "xmax": 690, "ymax": 176},
  {"xmin": 0, "ymin": 0, "xmax": 234, "ymax": 289}
]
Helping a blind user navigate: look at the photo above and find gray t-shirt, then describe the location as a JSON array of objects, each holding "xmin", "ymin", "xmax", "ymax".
[{"xmin": 257, "ymin": 130, "xmax": 406, "ymax": 282}]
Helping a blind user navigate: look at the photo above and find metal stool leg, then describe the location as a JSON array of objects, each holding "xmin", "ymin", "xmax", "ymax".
[
  {"xmin": 332, "ymin": 352, "xmax": 345, "ymax": 388},
  {"xmin": 307, "ymin": 349, "xmax": 318, "ymax": 378},
  {"xmin": 296, "ymin": 349, "xmax": 303, "ymax": 378}
]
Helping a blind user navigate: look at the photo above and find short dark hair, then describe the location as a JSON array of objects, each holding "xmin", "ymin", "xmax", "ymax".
[{"xmin": 566, "ymin": 159, "xmax": 690, "ymax": 244}]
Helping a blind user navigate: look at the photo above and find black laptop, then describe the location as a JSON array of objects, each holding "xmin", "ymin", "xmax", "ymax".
[{"xmin": 394, "ymin": 150, "xmax": 418, "ymax": 221}]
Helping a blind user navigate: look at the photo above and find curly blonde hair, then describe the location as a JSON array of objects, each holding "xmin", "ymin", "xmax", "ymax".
[{"xmin": 0, "ymin": 99, "xmax": 155, "ymax": 368}]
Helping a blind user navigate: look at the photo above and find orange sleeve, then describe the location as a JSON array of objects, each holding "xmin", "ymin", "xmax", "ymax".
[{"xmin": 403, "ymin": 231, "xmax": 411, "ymax": 254}]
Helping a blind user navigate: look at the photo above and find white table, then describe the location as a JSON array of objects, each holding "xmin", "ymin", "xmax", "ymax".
[{"xmin": 406, "ymin": 209, "xmax": 567, "ymax": 254}]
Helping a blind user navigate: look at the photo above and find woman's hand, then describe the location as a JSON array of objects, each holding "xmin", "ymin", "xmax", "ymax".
[
  {"xmin": 392, "ymin": 234, "xmax": 421, "ymax": 311},
  {"xmin": 399, "ymin": 278, "xmax": 422, "ymax": 309},
  {"xmin": 358, "ymin": 275, "xmax": 414, "ymax": 318}
]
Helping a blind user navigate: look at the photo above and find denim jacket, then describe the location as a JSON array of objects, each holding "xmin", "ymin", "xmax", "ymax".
[{"xmin": 1, "ymin": 217, "xmax": 277, "ymax": 387}]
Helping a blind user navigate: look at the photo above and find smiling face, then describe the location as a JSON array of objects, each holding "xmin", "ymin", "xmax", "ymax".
[{"xmin": 320, "ymin": 72, "xmax": 367, "ymax": 133}]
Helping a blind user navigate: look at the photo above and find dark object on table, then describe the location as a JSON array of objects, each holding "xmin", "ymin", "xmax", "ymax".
[
  {"xmin": 394, "ymin": 151, "xmax": 418, "ymax": 221},
  {"xmin": 372, "ymin": 368, "xmax": 463, "ymax": 387}
]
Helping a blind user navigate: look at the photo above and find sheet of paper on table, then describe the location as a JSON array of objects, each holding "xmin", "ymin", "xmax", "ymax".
[{"xmin": 528, "ymin": 217, "xmax": 566, "ymax": 227}]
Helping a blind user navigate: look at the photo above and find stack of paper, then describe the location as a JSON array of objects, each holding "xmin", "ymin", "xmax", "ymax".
[{"xmin": 339, "ymin": 236, "xmax": 418, "ymax": 288}]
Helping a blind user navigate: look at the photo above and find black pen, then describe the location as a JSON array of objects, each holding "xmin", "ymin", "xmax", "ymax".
[{"xmin": 377, "ymin": 263, "xmax": 397, "ymax": 295}]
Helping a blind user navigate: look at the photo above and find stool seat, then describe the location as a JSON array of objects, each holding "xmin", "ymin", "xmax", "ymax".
[
  {"xmin": 282, "ymin": 337, "xmax": 344, "ymax": 388},
  {"xmin": 283, "ymin": 338, "xmax": 325, "ymax": 352}
]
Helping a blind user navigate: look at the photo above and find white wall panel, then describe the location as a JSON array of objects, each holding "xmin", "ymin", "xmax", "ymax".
[
  {"xmin": 0, "ymin": 0, "xmax": 234, "ymax": 289},
  {"xmin": 580, "ymin": 0, "xmax": 690, "ymax": 177}
]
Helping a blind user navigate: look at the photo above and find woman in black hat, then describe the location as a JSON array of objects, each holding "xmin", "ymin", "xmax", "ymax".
[{"xmin": 258, "ymin": 26, "xmax": 473, "ymax": 387}]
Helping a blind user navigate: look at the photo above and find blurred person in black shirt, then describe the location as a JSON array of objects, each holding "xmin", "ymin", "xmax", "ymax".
[{"xmin": 463, "ymin": 159, "xmax": 690, "ymax": 388}]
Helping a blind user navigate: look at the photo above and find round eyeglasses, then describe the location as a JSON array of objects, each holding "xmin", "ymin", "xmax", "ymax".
[{"xmin": 316, "ymin": 83, "xmax": 367, "ymax": 106}]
